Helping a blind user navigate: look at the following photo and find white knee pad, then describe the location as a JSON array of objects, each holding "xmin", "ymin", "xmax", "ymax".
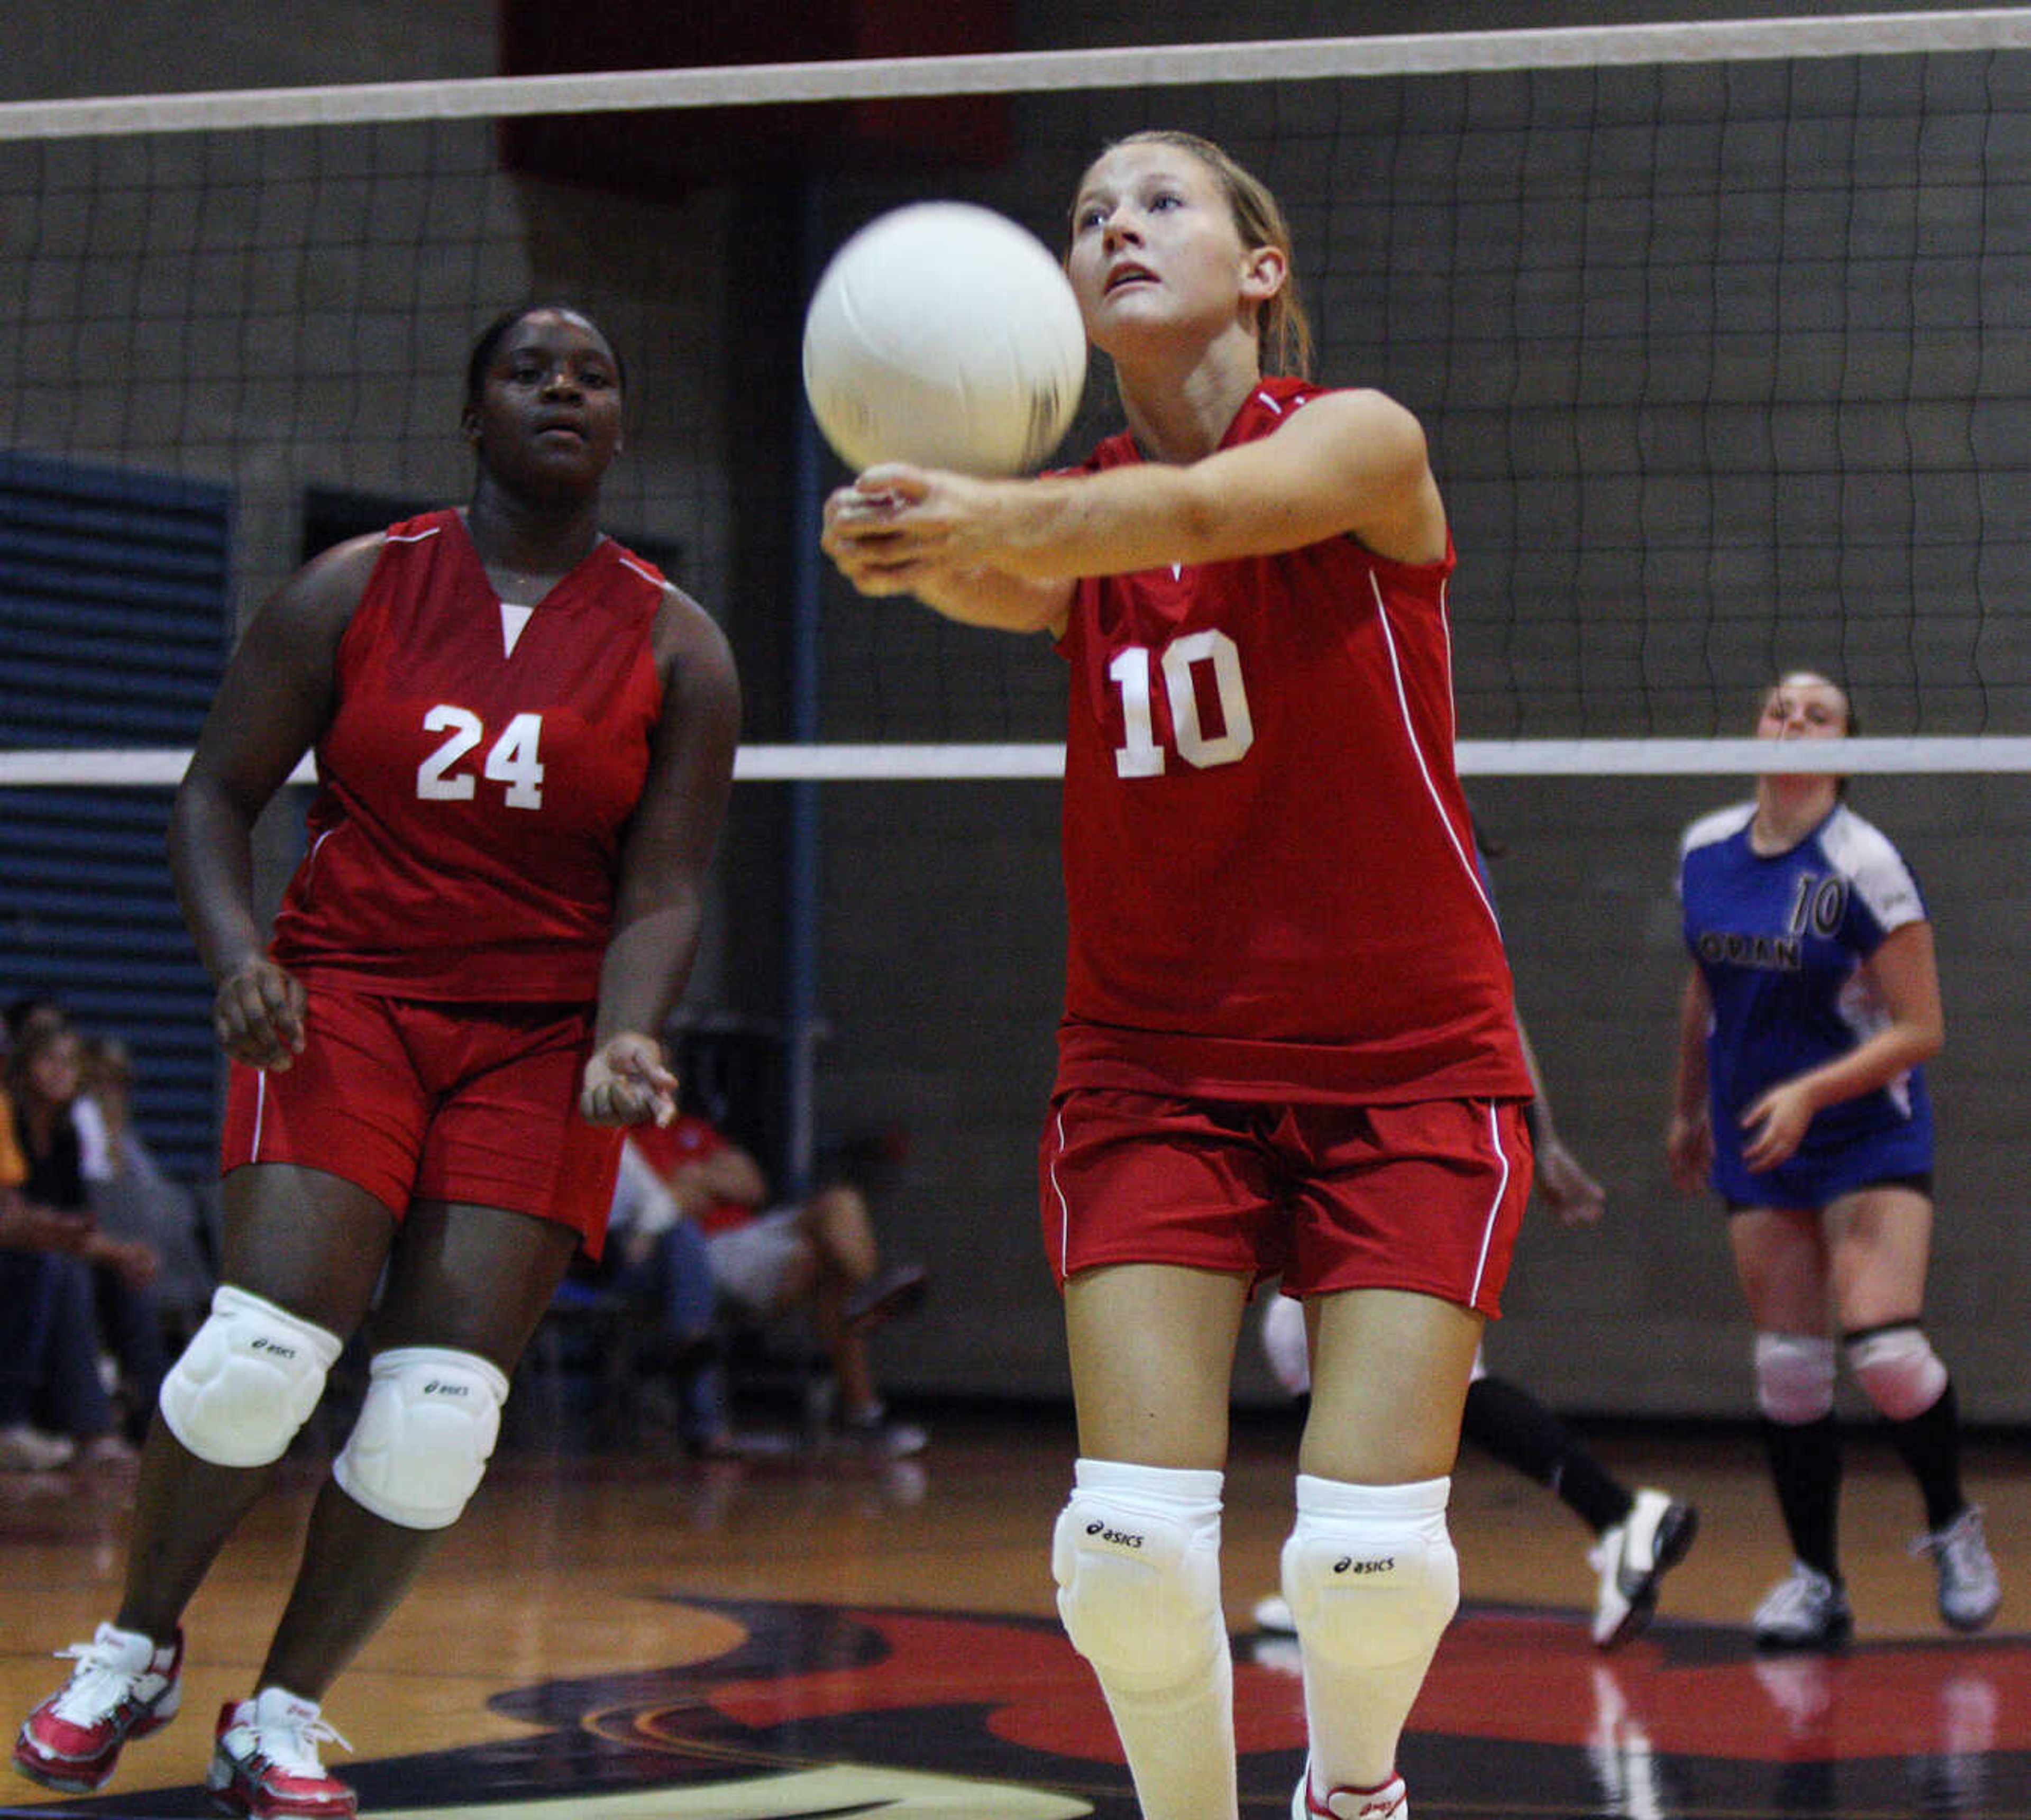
[
  {"xmin": 159, "ymin": 1285, "xmax": 344, "ymax": 1468},
  {"xmin": 1846, "ymin": 1324, "xmax": 1948, "ymax": 1421},
  {"xmin": 333, "ymin": 1346, "xmax": 510, "ymax": 1530},
  {"xmin": 1754, "ymin": 1332, "xmax": 1838, "ymax": 1424},
  {"xmin": 1051, "ymin": 1460, "xmax": 1225, "ymax": 1695},
  {"xmin": 1279, "ymin": 1474, "xmax": 1459, "ymax": 1670}
]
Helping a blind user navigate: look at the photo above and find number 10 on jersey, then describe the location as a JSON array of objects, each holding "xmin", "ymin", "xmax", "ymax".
[{"xmin": 1109, "ymin": 630, "xmax": 1255, "ymax": 778}]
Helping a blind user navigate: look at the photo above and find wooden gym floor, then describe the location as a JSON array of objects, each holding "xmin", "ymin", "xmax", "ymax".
[{"xmin": 0, "ymin": 1399, "xmax": 2026, "ymax": 1819}]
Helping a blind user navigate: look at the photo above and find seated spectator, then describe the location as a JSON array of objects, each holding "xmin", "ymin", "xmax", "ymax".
[
  {"xmin": 0, "ymin": 1077, "xmax": 107, "ymax": 1471},
  {"xmin": 79, "ymin": 1036, "xmax": 215, "ymax": 1341},
  {"xmin": 613, "ymin": 1111, "xmax": 930, "ymax": 1458},
  {"xmin": 4, "ymin": 1017, "xmax": 165, "ymax": 1455},
  {"xmin": 567, "ymin": 1138, "xmax": 729, "ymax": 1455},
  {"xmin": 1, "ymin": 1080, "xmax": 74, "ymax": 1472}
]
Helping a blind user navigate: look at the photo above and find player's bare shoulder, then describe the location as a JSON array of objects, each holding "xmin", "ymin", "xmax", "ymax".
[
  {"xmin": 296, "ymin": 530, "xmax": 387, "ymax": 605},
  {"xmin": 249, "ymin": 529, "xmax": 387, "ymax": 668},
  {"xmin": 650, "ymin": 580, "xmax": 740, "ymax": 712},
  {"xmin": 1294, "ymin": 385, "xmax": 1430, "ymax": 463},
  {"xmin": 1277, "ymin": 386, "xmax": 1442, "ymax": 562}
]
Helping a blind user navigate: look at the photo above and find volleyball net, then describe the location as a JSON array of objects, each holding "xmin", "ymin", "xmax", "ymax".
[
  {"xmin": 5, "ymin": 10, "xmax": 2031, "ymax": 779},
  {"xmin": 6, "ymin": 10, "xmax": 2031, "ymax": 1193}
]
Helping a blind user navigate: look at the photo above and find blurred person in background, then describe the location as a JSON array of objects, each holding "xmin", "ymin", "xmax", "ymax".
[
  {"xmin": 623, "ymin": 1108, "xmax": 929, "ymax": 1458},
  {"xmin": 1254, "ymin": 1027, "xmax": 1696, "ymax": 1651},
  {"xmin": 1, "ymin": 1017, "xmax": 158, "ymax": 1467},
  {"xmin": 80, "ymin": 1036, "xmax": 214, "ymax": 1346},
  {"xmin": 0, "ymin": 1064, "xmax": 84, "ymax": 1473}
]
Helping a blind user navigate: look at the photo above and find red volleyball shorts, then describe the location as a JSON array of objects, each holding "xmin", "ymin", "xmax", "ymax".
[
  {"xmin": 219, "ymin": 984, "xmax": 623, "ymax": 1254},
  {"xmin": 1039, "ymin": 1087, "xmax": 1532, "ymax": 1316}
]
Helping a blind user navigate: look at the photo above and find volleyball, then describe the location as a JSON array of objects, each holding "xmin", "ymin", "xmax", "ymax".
[{"xmin": 802, "ymin": 202, "xmax": 1087, "ymax": 477}]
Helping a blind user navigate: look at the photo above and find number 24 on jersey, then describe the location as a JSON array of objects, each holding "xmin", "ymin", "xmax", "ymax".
[{"xmin": 416, "ymin": 705, "xmax": 545, "ymax": 809}]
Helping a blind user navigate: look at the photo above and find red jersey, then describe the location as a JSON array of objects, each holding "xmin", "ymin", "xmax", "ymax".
[
  {"xmin": 628, "ymin": 1113, "xmax": 754, "ymax": 1233},
  {"xmin": 1054, "ymin": 378, "xmax": 1530, "ymax": 1104},
  {"xmin": 270, "ymin": 509, "xmax": 665, "ymax": 1002}
]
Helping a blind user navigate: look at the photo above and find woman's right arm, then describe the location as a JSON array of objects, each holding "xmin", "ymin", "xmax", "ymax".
[
  {"xmin": 898, "ymin": 565, "xmax": 1075, "ymax": 635},
  {"xmin": 169, "ymin": 537, "xmax": 378, "ymax": 1071},
  {"xmin": 820, "ymin": 386, "xmax": 1443, "ymax": 618},
  {"xmin": 1665, "ymin": 966, "xmax": 1714, "ymax": 1193}
]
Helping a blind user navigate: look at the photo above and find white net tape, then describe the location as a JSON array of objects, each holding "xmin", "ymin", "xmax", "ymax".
[
  {"xmin": 11, "ymin": 736, "xmax": 2031, "ymax": 788},
  {"xmin": 7, "ymin": 12, "xmax": 2031, "ymax": 140}
]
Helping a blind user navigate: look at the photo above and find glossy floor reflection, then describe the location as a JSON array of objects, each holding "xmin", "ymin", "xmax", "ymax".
[{"xmin": 0, "ymin": 1406, "xmax": 2024, "ymax": 1818}]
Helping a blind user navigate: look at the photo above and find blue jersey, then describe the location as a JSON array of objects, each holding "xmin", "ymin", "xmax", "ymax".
[{"xmin": 1677, "ymin": 800, "xmax": 1932, "ymax": 1206}]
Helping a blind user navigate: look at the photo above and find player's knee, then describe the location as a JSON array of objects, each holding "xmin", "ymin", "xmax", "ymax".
[
  {"xmin": 1754, "ymin": 1332, "xmax": 1838, "ymax": 1424},
  {"xmin": 1279, "ymin": 1475, "xmax": 1458, "ymax": 1671},
  {"xmin": 1051, "ymin": 1461, "xmax": 1225, "ymax": 1694},
  {"xmin": 812, "ymin": 1185, "xmax": 876, "ymax": 1274},
  {"xmin": 333, "ymin": 1346, "xmax": 510, "ymax": 1530},
  {"xmin": 1845, "ymin": 1323, "xmax": 1947, "ymax": 1421},
  {"xmin": 159, "ymin": 1284, "xmax": 345, "ymax": 1468}
]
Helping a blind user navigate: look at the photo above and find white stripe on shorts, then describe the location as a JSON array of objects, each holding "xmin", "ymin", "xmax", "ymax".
[{"xmin": 1468, "ymin": 1100, "xmax": 1512, "ymax": 1308}]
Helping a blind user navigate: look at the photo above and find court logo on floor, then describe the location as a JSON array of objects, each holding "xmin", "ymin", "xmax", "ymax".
[{"xmin": 123, "ymin": 1597, "xmax": 2021, "ymax": 1820}]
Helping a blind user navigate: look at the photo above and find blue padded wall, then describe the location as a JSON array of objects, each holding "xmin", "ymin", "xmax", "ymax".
[{"xmin": 1, "ymin": 451, "xmax": 232, "ymax": 1181}]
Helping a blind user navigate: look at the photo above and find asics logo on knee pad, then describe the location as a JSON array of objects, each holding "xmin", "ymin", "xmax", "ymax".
[
  {"xmin": 159, "ymin": 1286, "xmax": 344, "ymax": 1469},
  {"xmin": 1086, "ymin": 1521, "xmax": 1145, "ymax": 1548},
  {"xmin": 1334, "ymin": 1555, "xmax": 1396, "ymax": 1575},
  {"xmin": 333, "ymin": 1346, "xmax": 509, "ymax": 1532}
]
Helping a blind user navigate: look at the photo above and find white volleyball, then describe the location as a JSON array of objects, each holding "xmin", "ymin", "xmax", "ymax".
[{"xmin": 802, "ymin": 201, "xmax": 1087, "ymax": 477}]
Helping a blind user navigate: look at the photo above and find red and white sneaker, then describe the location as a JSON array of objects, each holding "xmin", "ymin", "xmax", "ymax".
[
  {"xmin": 1293, "ymin": 1757, "xmax": 1409, "ymax": 1820},
  {"xmin": 14, "ymin": 1622, "xmax": 184, "ymax": 1793},
  {"xmin": 208, "ymin": 1688, "xmax": 356, "ymax": 1818}
]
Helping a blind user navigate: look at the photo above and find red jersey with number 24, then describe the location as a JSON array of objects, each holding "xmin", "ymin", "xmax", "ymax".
[
  {"xmin": 269, "ymin": 508, "xmax": 665, "ymax": 1003},
  {"xmin": 1054, "ymin": 378, "xmax": 1530, "ymax": 1104}
]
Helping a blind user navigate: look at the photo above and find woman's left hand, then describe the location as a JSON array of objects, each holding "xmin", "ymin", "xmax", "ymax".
[
  {"xmin": 822, "ymin": 466, "xmax": 993, "ymax": 595},
  {"xmin": 580, "ymin": 1033, "xmax": 678, "ymax": 1127},
  {"xmin": 213, "ymin": 956, "xmax": 307, "ymax": 1071},
  {"xmin": 1739, "ymin": 1078, "xmax": 1818, "ymax": 1172}
]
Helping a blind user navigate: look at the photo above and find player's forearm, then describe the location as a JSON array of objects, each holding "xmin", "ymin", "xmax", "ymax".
[
  {"xmin": 1670, "ymin": 976, "xmax": 1710, "ymax": 1119},
  {"xmin": 1671, "ymin": 1053, "xmax": 1707, "ymax": 1122},
  {"xmin": 911, "ymin": 565, "xmax": 1070, "ymax": 633},
  {"xmin": 989, "ymin": 464, "xmax": 1228, "ymax": 580},
  {"xmin": 1783, "ymin": 1023, "xmax": 1941, "ymax": 1119},
  {"xmin": 593, "ymin": 897, "xmax": 704, "ymax": 1047},
  {"xmin": 168, "ymin": 783, "xmax": 270, "ymax": 983}
]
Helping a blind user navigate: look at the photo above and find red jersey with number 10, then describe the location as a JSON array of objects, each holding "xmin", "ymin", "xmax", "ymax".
[
  {"xmin": 269, "ymin": 509, "xmax": 666, "ymax": 1003},
  {"xmin": 1054, "ymin": 378, "xmax": 1530, "ymax": 1103}
]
